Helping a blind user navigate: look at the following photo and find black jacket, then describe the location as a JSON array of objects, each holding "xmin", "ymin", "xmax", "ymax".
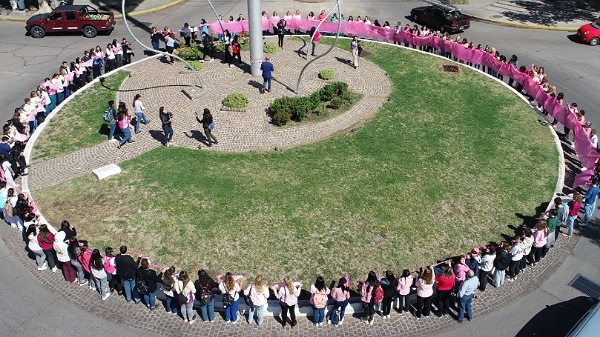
[
  {"xmin": 115, "ymin": 254, "xmax": 140, "ymax": 280},
  {"xmin": 493, "ymin": 251, "xmax": 510, "ymax": 271},
  {"xmin": 138, "ymin": 268, "xmax": 164, "ymax": 293}
]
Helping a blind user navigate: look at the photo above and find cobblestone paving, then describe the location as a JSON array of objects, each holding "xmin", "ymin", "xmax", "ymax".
[{"xmin": 28, "ymin": 38, "xmax": 392, "ymax": 191}]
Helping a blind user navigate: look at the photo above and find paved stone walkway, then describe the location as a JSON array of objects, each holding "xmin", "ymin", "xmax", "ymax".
[{"xmin": 28, "ymin": 38, "xmax": 391, "ymax": 191}]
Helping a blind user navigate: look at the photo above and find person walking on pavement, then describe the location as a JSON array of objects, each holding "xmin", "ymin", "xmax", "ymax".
[
  {"xmin": 133, "ymin": 94, "xmax": 150, "ymax": 134},
  {"xmin": 351, "ymin": 36, "xmax": 360, "ymax": 69},
  {"xmin": 105, "ymin": 100, "xmax": 117, "ymax": 142},
  {"xmin": 116, "ymin": 106, "xmax": 134, "ymax": 149},
  {"xmin": 309, "ymin": 27, "xmax": 320, "ymax": 56},
  {"xmin": 159, "ymin": 107, "xmax": 173, "ymax": 148},
  {"xmin": 582, "ymin": 177, "xmax": 600, "ymax": 227},
  {"xmin": 458, "ymin": 270, "xmax": 477, "ymax": 323},
  {"xmin": 196, "ymin": 108, "xmax": 218, "ymax": 147},
  {"xmin": 260, "ymin": 56, "xmax": 274, "ymax": 94}
]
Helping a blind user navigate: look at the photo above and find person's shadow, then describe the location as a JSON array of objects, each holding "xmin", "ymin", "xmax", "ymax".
[{"xmin": 183, "ymin": 130, "xmax": 210, "ymax": 147}]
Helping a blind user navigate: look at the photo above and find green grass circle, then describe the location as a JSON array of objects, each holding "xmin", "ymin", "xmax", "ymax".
[{"xmin": 34, "ymin": 41, "xmax": 557, "ymax": 285}]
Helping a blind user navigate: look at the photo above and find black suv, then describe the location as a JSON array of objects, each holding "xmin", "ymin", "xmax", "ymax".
[{"xmin": 410, "ymin": 4, "xmax": 471, "ymax": 33}]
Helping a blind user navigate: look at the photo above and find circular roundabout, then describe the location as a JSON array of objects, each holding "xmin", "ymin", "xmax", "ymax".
[{"xmin": 32, "ymin": 37, "xmax": 558, "ymax": 287}]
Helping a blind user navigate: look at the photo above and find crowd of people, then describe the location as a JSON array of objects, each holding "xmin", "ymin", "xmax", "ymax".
[{"xmin": 2, "ymin": 5, "xmax": 596, "ymax": 333}]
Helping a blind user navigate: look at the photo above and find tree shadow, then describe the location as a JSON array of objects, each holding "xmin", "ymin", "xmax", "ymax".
[
  {"xmin": 502, "ymin": 0, "xmax": 599, "ymax": 25},
  {"xmin": 271, "ymin": 77, "xmax": 295, "ymax": 94},
  {"xmin": 516, "ymin": 296, "xmax": 596, "ymax": 337}
]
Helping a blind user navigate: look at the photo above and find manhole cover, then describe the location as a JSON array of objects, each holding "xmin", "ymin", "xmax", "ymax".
[
  {"xmin": 442, "ymin": 65, "xmax": 460, "ymax": 73},
  {"xmin": 491, "ymin": 15, "xmax": 503, "ymax": 18},
  {"xmin": 568, "ymin": 274, "xmax": 600, "ymax": 299}
]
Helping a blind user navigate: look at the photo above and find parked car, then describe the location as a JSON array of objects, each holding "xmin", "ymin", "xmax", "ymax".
[
  {"xmin": 410, "ymin": 4, "xmax": 470, "ymax": 34},
  {"xmin": 578, "ymin": 20, "xmax": 600, "ymax": 46},
  {"xmin": 26, "ymin": 5, "xmax": 116, "ymax": 38}
]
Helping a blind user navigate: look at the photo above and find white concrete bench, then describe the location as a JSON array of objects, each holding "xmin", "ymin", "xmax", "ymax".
[{"xmin": 92, "ymin": 164, "xmax": 121, "ymax": 180}]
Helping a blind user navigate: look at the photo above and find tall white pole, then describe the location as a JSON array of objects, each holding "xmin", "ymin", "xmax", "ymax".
[{"xmin": 247, "ymin": 0, "xmax": 264, "ymax": 76}]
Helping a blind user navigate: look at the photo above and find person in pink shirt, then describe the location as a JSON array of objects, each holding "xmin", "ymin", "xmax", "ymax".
[
  {"xmin": 566, "ymin": 192, "xmax": 582, "ymax": 237},
  {"xmin": 453, "ymin": 256, "xmax": 470, "ymax": 290},
  {"xmin": 329, "ymin": 276, "xmax": 350, "ymax": 326},
  {"xmin": 243, "ymin": 274, "xmax": 270, "ymax": 326},
  {"xmin": 309, "ymin": 26, "xmax": 320, "ymax": 56},
  {"xmin": 531, "ymin": 220, "xmax": 549, "ymax": 265},
  {"xmin": 317, "ymin": 9, "xmax": 327, "ymax": 21},
  {"xmin": 273, "ymin": 276, "xmax": 301, "ymax": 327},
  {"xmin": 395, "ymin": 269, "xmax": 413, "ymax": 314},
  {"xmin": 415, "ymin": 266, "xmax": 434, "ymax": 319}
]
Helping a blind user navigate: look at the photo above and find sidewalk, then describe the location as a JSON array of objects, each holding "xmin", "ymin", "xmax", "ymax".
[{"xmin": 1, "ymin": 0, "xmax": 598, "ymax": 31}]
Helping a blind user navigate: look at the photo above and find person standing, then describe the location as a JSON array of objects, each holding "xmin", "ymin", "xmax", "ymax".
[
  {"xmin": 105, "ymin": 100, "xmax": 117, "ymax": 142},
  {"xmin": 196, "ymin": 108, "xmax": 218, "ymax": 147},
  {"xmin": 582, "ymin": 178, "xmax": 600, "ymax": 227},
  {"xmin": 274, "ymin": 277, "xmax": 301, "ymax": 327},
  {"xmin": 174, "ymin": 270, "xmax": 196, "ymax": 324},
  {"xmin": 201, "ymin": 32, "xmax": 214, "ymax": 62},
  {"xmin": 133, "ymin": 94, "xmax": 150, "ymax": 134},
  {"xmin": 478, "ymin": 246, "xmax": 495, "ymax": 291},
  {"xmin": 150, "ymin": 27, "xmax": 162, "ymax": 52},
  {"xmin": 137, "ymin": 258, "xmax": 164, "ymax": 310},
  {"xmin": 351, "ymin": 36, "xmax": 359, "ymax": 69},
  {"xmin": 493, "ymin": 244, "xmax": 510, "ymax": 287},
  {"xmin": 195, "ymin": 269, "xmax": 217, "ymax": 322},
  {"xmin": 415, "ymin": 267, "xmax": 434, "ymax": 319},
  {"xmin": 53, "ymin": 231, "xmax": 76, "ymax": 283},
  {"xmin": 276, "ymin": 19, "xmax": 287, "ymax": 48},
  {"xmin": 218, "ymin": 272, "xmax": 244, "ymax": 323},
  {"xmin": 228, "ymin": 36, "xmax": 242, "ymax": 68},
  {"xmin": 565, "ymin": 193, "xmax": 583, "ymax": 237},
  {"xmin": 457, "ymin": 270, "xmax": 477, "ymax": 323},
  {"xmin": 243, "ymin": 274, "xmax": 270, "ymax": 326},
  {"xmin": 159, "ymin": 107, "xmax": 173, "ymax": 147},
  {"xmin": 395, "ymin": 269, "xmax": 413, "ymax": 314},
  {"xmin": 435, "ymin": 263, "xmax": 455, "ymax": 316},
  {"xmin": 509, "ymin": 236, "xmax": 525, "ymax": 281},
  {"xmin": 90, "ymin": 249, "xmax": 110, "ymax": 300},
  {"xmin": 260, "ymin": 56, "xmax": 274, "ymax": 94},
  {"xmin": 180, "ymin": 23, "xmax": 192, "ymax": 47},
  {"xmin": 329, "ymin": 277, "xmax": 350, "ymax": 326},
  {"xmin": 310, "ymin": 27, "xmax": 320, "ymax": 56},
  {"xmin": 114, "ymin": 245, "xmax": 141, "ymax": 303},
  {"xmin": 165, "ymin": 33, "xmax": 178, "ymax": 64},
  {"xmin": 116, "ymin": 108, "xmax": 134, "ymax": 149},
  {"xmin": 309, "ymin": 275, "xmax": 330, "ymax": 326}
]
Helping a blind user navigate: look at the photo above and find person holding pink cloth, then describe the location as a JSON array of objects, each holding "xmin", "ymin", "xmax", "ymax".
[{"xmin": 243, "ymin": 275, "xmax": 269, "ymax": 326}]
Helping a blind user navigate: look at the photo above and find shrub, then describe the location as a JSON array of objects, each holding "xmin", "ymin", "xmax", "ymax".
[
  {"xmin": 309, "ymin": 91, "xmax": 322, "ymax": 109},
  {"xmin": 272, "ymin": 110, "xmax": 291, "ymax": 126},
  {"xmin": 222, "ymin": 93, "xmax": 249, "ymax": 109},
  {"xmin": 186, "ymin": 60, "xmax": 203, "ymax": 72},
  {"xmin": 176, "ymin": 43, "xmax": 201, "ymax": 61},
  {"xmin": 318, "ymin": 69, "xmax": 336, "ymax": 80},
  {"xmin": 328, "ymin": 96, "xmax": 345, "ymax": 109},
  {"xmin": 320, "ymin": 82, "xmax": 349, "ymax": 101},
  {"xmin": 263, "ymin": 42, "xmax": 280, "ymax": 54}
]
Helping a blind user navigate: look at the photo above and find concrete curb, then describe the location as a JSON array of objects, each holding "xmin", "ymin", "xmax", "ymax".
[
  {"xmin": 468, "ymin": 14, "xmax": 579, "ymax": 32},
  {"xmin": 0, "ymin": 0, "xmax": 186, "ymax": 23}
]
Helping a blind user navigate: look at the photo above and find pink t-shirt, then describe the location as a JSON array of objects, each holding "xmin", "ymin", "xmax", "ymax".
[
  {"xmin": 312, "ymin": 31, "xmax": 320, "ymax": 42},
  {"xmin": 569, "ymin": 202, "xmax": 581, "ymax": 216},
  {"xmin": 453, "ymin": 263, "xmax": 470, "ymax": 282},
  {"xmin": 330, "ymin": 287, "xmax": 350, "ymax": 302},
  {"xmin": 533, "ymin": 229, "xmax": 548, "ymax": 248},
  {"xmin": 396, "ymin": 276, "xmax": 413, "ymax": 296}
]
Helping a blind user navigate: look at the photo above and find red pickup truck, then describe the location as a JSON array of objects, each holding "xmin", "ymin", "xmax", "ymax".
[{"xmin": 26, "ymin": 5, "xmax": 116, "ymax": 38}]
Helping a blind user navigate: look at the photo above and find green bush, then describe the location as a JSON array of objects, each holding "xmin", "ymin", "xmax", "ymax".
[
  {"xmin": 222, "ymin": 93, "xmax": 249, "ymax": 109},
  {"xmin": 309, "ymin": 91, "xmax": 322, "ymax": 109},
  {"xmin": 318, "ymin": 69, "xmax": 336, "ymax": 80},
  {"xmin": 272, "ymin": 110, "xmax": 291, "ymax": 126},
  {"xmin": 328, "ymin": 96, "xmax": 345, "ymax": 109},
  {"xmin": 186, "ymin": 60, "xmax": 203, "ymax": 71},
  {"xmin": 176, "ymin": 43, "xmax": 201, "ymax": 61},
  {"xmin": 320, "ymin": 82, "xmax": 349, "ymax": 101},
  {"xmin": 263, "ymin": 42, "xmax": 280, "ymax": 54}
]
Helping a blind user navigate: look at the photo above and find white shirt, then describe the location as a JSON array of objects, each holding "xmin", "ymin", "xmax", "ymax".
[{"xmin": 134, "ymin": 99, "xmax": 144, "ymax": 113}]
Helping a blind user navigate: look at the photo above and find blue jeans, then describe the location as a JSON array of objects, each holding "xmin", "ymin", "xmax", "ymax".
[
  {"xmin": 313, "ymin": 306, "xmax": 325, "ymax": 324},
  {"xmin": 163, "ymin": 124, "xmax": 173, "ymax": 144},
  {"xmin": 262, "ymin": 77, "xmax": 272, "ymax": 91},
  {"xmin": 135, "ymin": 112, "xmax": 149, "ymax": 133},
  {"xmin": 29, "ymin": 119, "xmax": 38, "ymax": 135},
  {"xmin": 583, "ymin": 202, "xmax": 596, "ymax": 225},
  {"xmin": 56, "ymin": 91, "xmax": 65, "ymax": 105},
  {"xmin": 493, "ymin": 269, "xmax": 505, "ymax": 288},
  {"xmin": 248, "ymin": 304, "xmax": 265, "ymax": 325},
  {"xmin": 331, "ymin": 299, "xmax": 348, "ymax": 322},
  {"xmin": 567, "ymin": 215, "xmax": 577, "ymax": 235},
  {"xmin": 165, "ymin": 295, "xmax": 179, "ymax": 313},
  {"xmin": 152, "ymin": 41, "xmax": 160, "ymax": 51},
  {"xmin": 48, "ymin": 94, "xmax": 57, "ymax": 112},
  {"xmin": 119, "ymin": 127, "xmax": 132, "ymax": 146},
  {"xmin": 109, "ymin": 123, "xmax": 117, "ymax": 140},
  {"xmin": 458, "ymin": 294, "xmax": 473, "ymax": 322},
  {"xmin": 122, "ymin": 278, "xmax": 140, "ymax": 302},
  {"xmin": 143, "ymin": 291, "xmax": 156, "ymax": 309},
  {"xmin": 199, "ymin": 299, "xmax": 215, "ymax": 321},
  {"xmin": 224, "ymin": 299, "xmax": 239, "ymax": 322}
]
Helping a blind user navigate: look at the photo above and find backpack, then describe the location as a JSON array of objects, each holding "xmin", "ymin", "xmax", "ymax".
[
  {"xmin": 312, "ymin": 289, "xmax": 328, "ymax": 309},
  {"xmin": 222, "ymin": 292, "xmax": 235, "ymax": 307},
  {"xmin": 137, "ymin": 278, "xmax": 149, "ymax": 294},
  {"xmin": 199, "ymin": 283, "xmax": 214, "ymax": 304},
  {"xmin": 330, "ymin": 307, "xmax": 341, "ymax": 325},
  {"xmin": 371, "ymin": 286, "xmax": 384, "ymax": 305}
]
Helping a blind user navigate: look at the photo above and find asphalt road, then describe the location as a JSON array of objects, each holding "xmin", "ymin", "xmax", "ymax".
[{"xmin": 0, "ymin": 1, "xmax": 599, "ymax": 336}]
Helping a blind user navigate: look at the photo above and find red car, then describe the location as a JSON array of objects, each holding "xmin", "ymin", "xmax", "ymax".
[
  {"xmin": 577, "ymin": 20, "xmax": 600, "ymax": 46},
  {"xmin": 26, "ymin": 5, "xmax": 115, "ymax": 38}
]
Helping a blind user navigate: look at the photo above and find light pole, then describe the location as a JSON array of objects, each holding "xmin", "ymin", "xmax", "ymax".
[{"xmin": 247, "ymin": 0, "xmax": 264, "ymax": 76}]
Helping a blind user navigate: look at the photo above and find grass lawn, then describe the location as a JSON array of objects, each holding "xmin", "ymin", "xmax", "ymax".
[
  {"xmin": 33, "ymin": 41, "xmax": 558, "ymax": 287},
  {"xmin": 32, "ymin": 71, "xmax": 130, "ymax": 162}
]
